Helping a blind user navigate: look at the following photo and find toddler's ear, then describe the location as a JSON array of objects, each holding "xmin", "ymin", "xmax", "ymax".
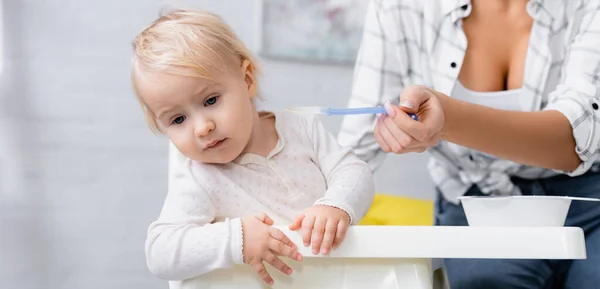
[{"xmin": 241, "ymin": 59, "xmax": 257, "ymax": 99}]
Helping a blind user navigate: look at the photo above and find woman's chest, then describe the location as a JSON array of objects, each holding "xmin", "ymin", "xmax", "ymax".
[{"xmin": 421, "ymin": 18, "xmax": 571, "ymax": 109}]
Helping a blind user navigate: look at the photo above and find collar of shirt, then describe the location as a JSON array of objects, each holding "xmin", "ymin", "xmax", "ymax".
[
  {"xmin": 526, "ymin": 0, "xmax": 563, "ymax": 30},
  {"xmin": 233, "ymin": 111, "xmax": 285, "ymax": 165},
  {"xmin": 440, "ymin": 0, "xmax": 562, "ymax": 30},
  {"xmin": 440, "ymin": 0, "xmax": 471, "ymax": 24}
]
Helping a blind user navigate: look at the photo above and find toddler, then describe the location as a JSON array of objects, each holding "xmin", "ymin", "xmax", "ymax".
[{"xmin": 131, "ymin": 8, "xmax": 375, "ymax": 286}]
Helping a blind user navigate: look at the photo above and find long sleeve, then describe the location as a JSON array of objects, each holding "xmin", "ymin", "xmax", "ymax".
[
  {"xmin": 543, "ymin": 2, "xmax": 600, "ymax": 176},
  {"xmin": 337, "ymin": 0, "xmax": 411, "ymax": 171},
  {"xmin": 145, "ymin": 142, "xmax": 244, "ymax": 280},
  {"xmin": 305, "ymin": 116, "xmax": 375, "ymax": 225}
]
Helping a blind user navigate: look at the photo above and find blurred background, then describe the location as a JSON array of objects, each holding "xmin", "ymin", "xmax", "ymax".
[{"xmin": 0, "ymin": 0, "xmax": 433, "ymax": 288}]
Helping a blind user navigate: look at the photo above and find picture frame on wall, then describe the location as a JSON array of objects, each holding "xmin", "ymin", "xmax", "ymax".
[{"xmin": 255, "ymin": 0, "xmax": 368, "ymax": 65}]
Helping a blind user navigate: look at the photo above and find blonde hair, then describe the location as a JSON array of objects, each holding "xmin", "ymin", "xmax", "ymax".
[{"xmin": 131, "ymin": 8, "xmax": 261, "ymax": 133}]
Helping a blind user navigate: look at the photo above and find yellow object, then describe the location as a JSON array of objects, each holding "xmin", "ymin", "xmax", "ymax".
[{"xmin": 359, "ymin": 193, "xmax": 434, "ymax": 226}]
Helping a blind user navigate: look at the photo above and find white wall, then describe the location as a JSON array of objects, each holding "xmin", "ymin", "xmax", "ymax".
[{"xmin": 0, "ymin": 1, "xmax": 433, "ymax": 289}]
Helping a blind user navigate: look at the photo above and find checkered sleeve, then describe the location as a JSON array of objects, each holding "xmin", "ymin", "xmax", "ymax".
[{"xmin": 543, "ymin": 2, "xmax": 600, "ymax": 175}]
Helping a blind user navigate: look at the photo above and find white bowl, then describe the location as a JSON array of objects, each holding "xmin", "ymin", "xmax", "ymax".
[{"xmin": 458, "ymin": 196, "xmax": 597, "ymax": 227}]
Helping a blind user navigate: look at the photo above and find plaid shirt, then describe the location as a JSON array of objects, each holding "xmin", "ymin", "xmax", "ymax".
[{"xmin": 338, "ymin": 0, "xmax": 600, "ymax": 203}]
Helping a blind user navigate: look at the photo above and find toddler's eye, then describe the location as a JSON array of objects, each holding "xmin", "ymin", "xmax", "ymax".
[
  {"xmin": 172, "ymin": 116, "xmax": 185, "ymax": 125},
  {"xmin": 205, "ymin": 96, "xmax": 219, "ymax": 106}
]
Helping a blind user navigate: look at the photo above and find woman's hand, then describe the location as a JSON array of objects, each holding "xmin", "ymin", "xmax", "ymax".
[{"xmin": 375, "ymin": 85, "xmax": 445, "ymax": 154}]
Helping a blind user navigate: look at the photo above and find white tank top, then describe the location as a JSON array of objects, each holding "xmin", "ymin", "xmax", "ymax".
[{"xmin": 450, "ymin": 81, "xmax": 526, "ymax": 111}]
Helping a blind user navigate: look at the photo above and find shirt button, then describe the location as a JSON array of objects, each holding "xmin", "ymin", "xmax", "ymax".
[
  {"xmin": 592, "ymin": 103, "xmax": 598, "ymax": 110},
  {"xmin": 450, "ymin": 62, "xmax": 457, "ymax": 68}
]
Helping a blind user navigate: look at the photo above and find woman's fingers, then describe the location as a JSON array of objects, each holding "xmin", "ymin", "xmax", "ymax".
[
  {"xmin": 378, "ymin": 118, "xmax": 404, "ymax": 154},
  {"xmin": 391, "ymin": 107, "xmax": 432, "ymax": 142},
  {"xmin": 399, "ymin": 90, "xmax": 444, "ymax": 142},
  {"xmin": 398, "ymin": 85, "xmax": 429, "ymax": 114},
  {"xmin": 378, "ymin": 115, "xmax": 423, "ymax": 154},
  {"xmin": 374, "ymin": 116, "xmax": 393, "ymax": 153},
  {"xmin": 376, "ymin": 116, "xmax": 432, "ymax": 154},
  {"xmin": 382, "ymin": 116, "xmax": 421, "ymax": 149},
  {"xmin": 399, "ymin": 146, "xmax": 429, "ymax": 153}
]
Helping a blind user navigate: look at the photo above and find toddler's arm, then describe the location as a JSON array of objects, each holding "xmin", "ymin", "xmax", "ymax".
[
  {"xmin": 144, "ymin": 143, "xmax": 243, "ymax": 280},
  {"xmin": 306, "ymin": 115, "xmax": 375, "ymax": 224}
]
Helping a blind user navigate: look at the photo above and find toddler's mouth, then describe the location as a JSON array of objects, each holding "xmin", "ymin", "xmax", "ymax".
[{"xmin": 204, "ymin": 138, "xmax": 226, "ymax": 150}]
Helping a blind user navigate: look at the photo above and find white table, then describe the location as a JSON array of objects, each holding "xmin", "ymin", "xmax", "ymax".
[{"xmin": 176, "ymin": 226, "xmax": 586, "ymax": 289}]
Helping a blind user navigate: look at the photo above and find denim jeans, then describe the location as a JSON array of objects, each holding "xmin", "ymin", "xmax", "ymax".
[{"xmin": 435, "ymin": 165, "xmax": 600, "ymax": 289}]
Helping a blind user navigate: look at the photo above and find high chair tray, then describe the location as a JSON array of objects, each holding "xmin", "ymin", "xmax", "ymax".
[
  {"xmin": 285, "ymin": 225, "xmax": 586, "ymax": 259},
  {"xmin": 174, "ymin": 226, "xmax": 586, "ymax": 289}
]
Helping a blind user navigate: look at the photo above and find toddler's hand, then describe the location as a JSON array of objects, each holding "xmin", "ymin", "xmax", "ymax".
[
  {"xmin": 289, "ymin": 205, "xmax": 350, "ymax": 255},
  {"xmin": 242, "ymin": 213, "xmax": 303, "ymax": 286}
]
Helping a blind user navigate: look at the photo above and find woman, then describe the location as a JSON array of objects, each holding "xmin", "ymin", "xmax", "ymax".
[{"xmin": 338, "ymin": 0, "xmax": 600, "ymax": 288}]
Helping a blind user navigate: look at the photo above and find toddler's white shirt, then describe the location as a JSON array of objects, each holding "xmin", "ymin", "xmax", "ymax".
[{"xmin": 145, "ymin": 111, "xmax": 375, "ymax": 282}]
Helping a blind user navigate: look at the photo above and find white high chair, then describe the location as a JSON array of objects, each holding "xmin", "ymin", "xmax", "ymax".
[{"xmin": 175, "ymin": 226, "xmax": 586, "ymax": 289}]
